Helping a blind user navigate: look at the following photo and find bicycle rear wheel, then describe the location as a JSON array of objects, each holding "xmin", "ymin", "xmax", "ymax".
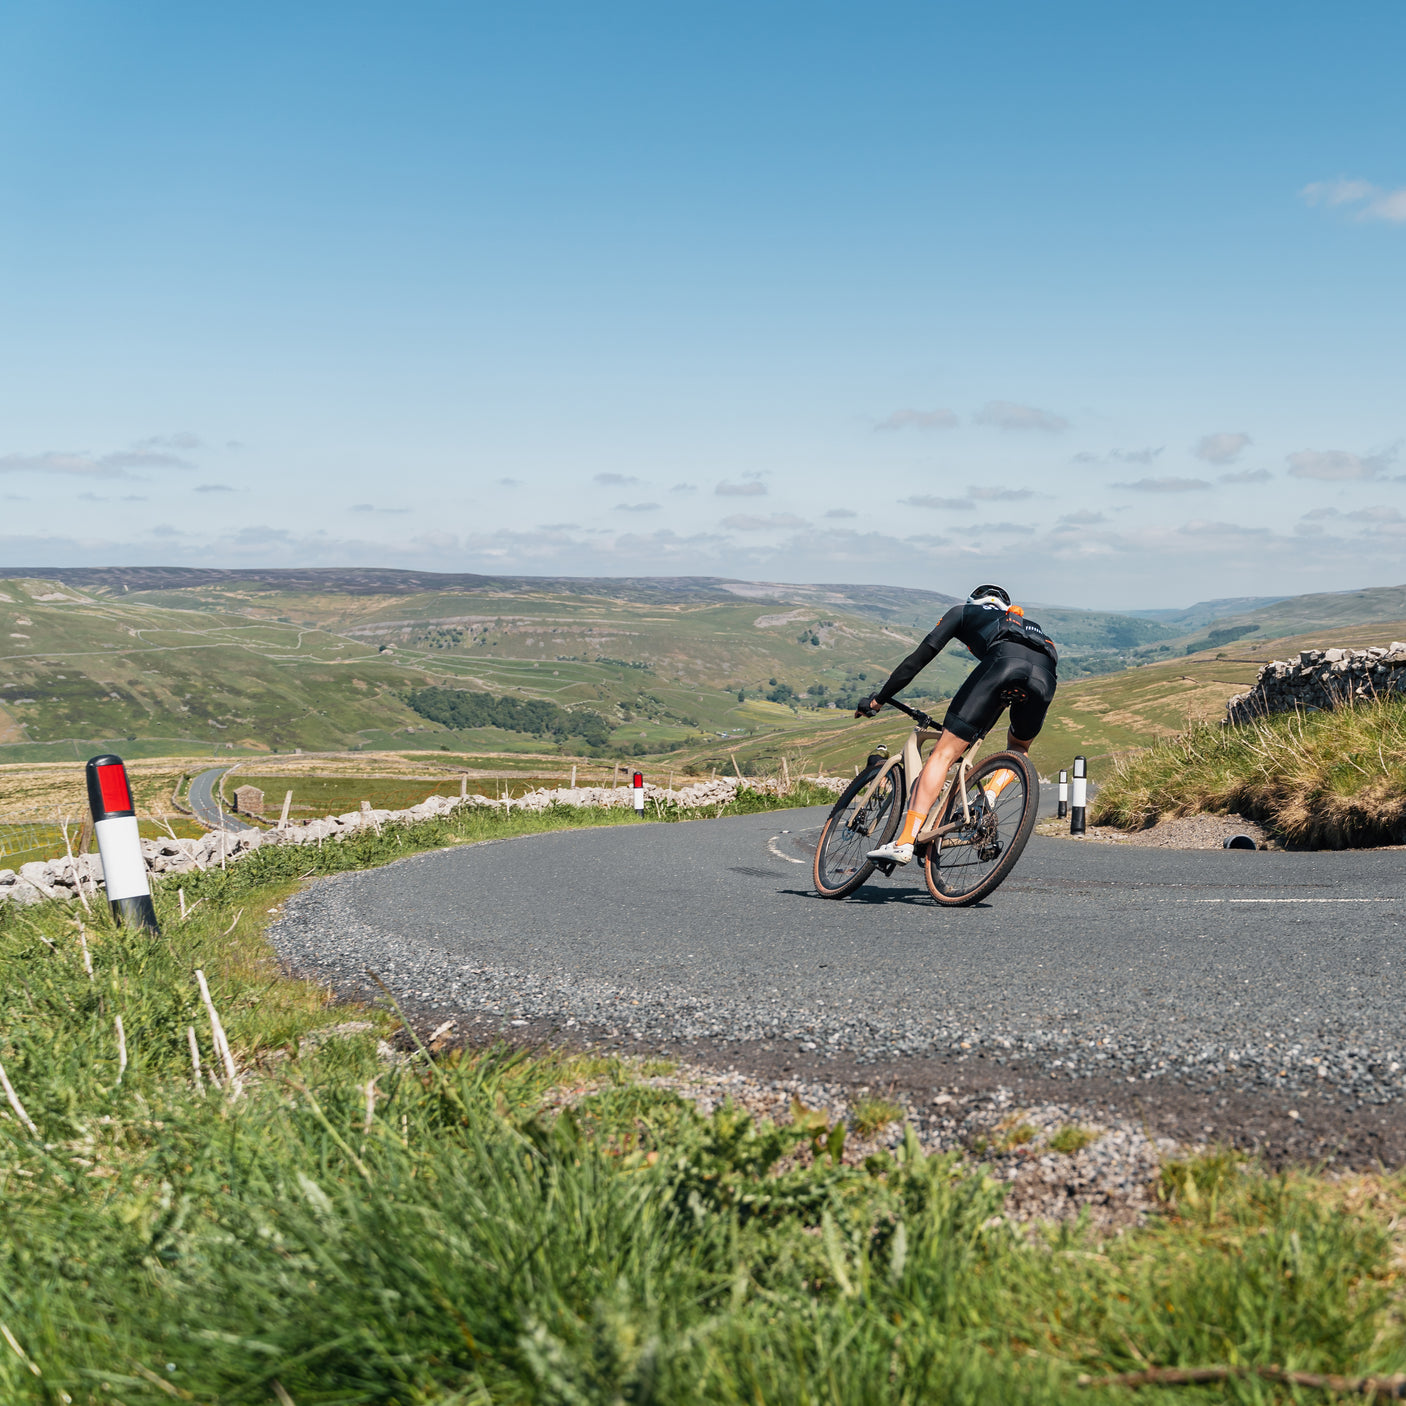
[
  {"xmin": 813, "ymin": 761, "xmax": 905, "ymax": 898},
  {"xmin": 922, "ymin": 751, "xmax": 1038, "ymax": 906}
]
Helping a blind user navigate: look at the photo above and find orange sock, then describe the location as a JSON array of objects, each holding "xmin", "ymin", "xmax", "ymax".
[{"xmin": 896, "ymin": 808, "xmax": 926, "ymax": 845}]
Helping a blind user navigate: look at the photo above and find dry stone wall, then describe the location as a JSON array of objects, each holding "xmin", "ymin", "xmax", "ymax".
[
  {"xmin": 0, "ymin": 774, "xmax": 844, "ymax": 907},
  {"xmin": 1225, "ymin": 643, "xmax": 1406, "ymax": 725}
]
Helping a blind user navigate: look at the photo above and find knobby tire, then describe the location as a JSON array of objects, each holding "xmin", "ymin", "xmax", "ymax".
[
  {"xmin": 922, "ymin": 750, "xmax": 1038, "ymax": 906},
  {"xmin": 813, "ymin": 761, "xmax": 905, "ymax": 899}
]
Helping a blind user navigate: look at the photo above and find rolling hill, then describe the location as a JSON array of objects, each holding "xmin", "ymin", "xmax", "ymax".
[
  {"xmin": 4, "ymin": 567, "xmax": 1405, "ymax": 778},
  {"xmin": 0, "ymin": 569, "xmax": 1188, "ymax": 764}
]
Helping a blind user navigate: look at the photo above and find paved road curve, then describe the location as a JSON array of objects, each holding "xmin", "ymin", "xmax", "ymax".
[
  {"xmin": 187, "ymin": 767, "xmax": 255, "ymax": 831},
  {"xmin": 274, "ymin": 806, "xmax": 1406, "ymax": 1117}
]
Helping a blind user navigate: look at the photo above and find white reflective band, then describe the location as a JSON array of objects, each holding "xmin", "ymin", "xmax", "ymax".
[
  {"xmin": 94, "ymin": 816, "xmax": 150, "ymax": 900},
  {"xmin": 1057, "ymin": 782, "xmax": 1068, "ymax": 801},
  {"xmin": 1071, "ymin": 777, "xmax": 1087, "ymax": 808}
]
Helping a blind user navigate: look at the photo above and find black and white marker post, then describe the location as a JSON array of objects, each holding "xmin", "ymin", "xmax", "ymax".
[
  {"xmin": 85, "ymin": 754, "xmax": 161, "ymax": 933},
  {"xmin": 1069, "ymin": 755, "xmax": 1087, "ymax": 836},
  {"xmin": 1057, "ymin": 769, "xmax": 1068, "ymax": 820},
  {"xmin": 632, "ymin": 771, "xmax": 646, "ymax": 815}
]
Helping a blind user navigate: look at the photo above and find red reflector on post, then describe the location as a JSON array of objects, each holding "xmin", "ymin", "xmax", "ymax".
[
  {"xmin": 633, "ymin": 772, "xmax": 643, "ymax": 787},
  {"xmin": 96, "ymin": 763, "xmax": 132, "ymax": 813}
]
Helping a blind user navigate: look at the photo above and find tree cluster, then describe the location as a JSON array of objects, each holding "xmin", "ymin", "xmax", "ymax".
[{"xmin": 406, "ymin": 687, "xmax": 612, "ymax": 748}]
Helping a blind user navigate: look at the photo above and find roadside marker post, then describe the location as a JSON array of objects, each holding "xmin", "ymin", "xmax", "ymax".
[
  {"xmin": 1069, "ymin": 756, "xmax": 1087, "ymax": 835},
  {"xmin": 632, "ymin": 771, "xmax": 645, "ymax": 815},
  {"xmin": 1057, "ymin": 769, "xmax": 1068, "ymax": 820},
  {"xmin": 85, "ymin": 754, "xmax": 161, "ymax": 934}
]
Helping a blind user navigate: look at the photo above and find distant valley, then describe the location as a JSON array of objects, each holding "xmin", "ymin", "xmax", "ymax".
[{"xmin": 2, "ymin": 568, "xmax": 1404, "ymax": 778}]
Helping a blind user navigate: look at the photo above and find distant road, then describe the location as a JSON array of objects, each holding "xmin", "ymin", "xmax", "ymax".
[{"xmin": 187, "ymin": 767, "xmax": 256, "ymax": 831}]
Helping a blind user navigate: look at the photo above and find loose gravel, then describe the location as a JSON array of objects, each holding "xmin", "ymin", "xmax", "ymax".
[
  {"xmin": 534, "ymin": 1055, "xmax": 1175, "ymax": 1230},
  {"xmin": 1036, "ymin": 814, "xmax": 1278, "ymax": 850}
]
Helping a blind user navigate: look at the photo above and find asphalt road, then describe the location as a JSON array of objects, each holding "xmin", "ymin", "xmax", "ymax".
[
  {"xmin": 274, "ymin": 804, "xmax": 1406, "ymax": 1129},
  {"xmin": 187, "ymin": 767, "xmax": 255, "ymax": 831}
]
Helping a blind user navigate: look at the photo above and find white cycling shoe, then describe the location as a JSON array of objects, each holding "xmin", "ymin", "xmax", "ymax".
[{"xmin": 866, "ymin": 840, "xmax": 914, "ymax": 865}]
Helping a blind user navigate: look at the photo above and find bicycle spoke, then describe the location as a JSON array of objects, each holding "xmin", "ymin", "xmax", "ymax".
[
  {"xmin": 814, "ymin": 766, "xmax": 901, "ymax": 894},
  {"xmin": 930, "ymin": 765, "xmax": 1030, "ymax": 897}
]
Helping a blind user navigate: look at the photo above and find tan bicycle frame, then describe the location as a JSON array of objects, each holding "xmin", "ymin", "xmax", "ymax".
[{"xmin": 850, "ymin": 725, "xmax": 986, "ymax": 843}]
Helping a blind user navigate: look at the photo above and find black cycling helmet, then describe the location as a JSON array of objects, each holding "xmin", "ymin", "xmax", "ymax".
[{"xmin": 968, "ymin": 583, "xmax": 1011, "ymax": 607}]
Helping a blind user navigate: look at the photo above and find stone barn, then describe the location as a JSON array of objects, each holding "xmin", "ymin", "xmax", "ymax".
[{"xmin": 232, "ymin": 785, "xmax": 265, "ymax": 816}]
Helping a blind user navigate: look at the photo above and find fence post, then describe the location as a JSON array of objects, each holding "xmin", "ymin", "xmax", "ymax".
[
  {"xmin": 1069, "ymin": 757, "xmax": 1087, "ymax": 835},
  {"xmin": 1057, "ymin": 769, "xmax": 1068, "ymax": 820},
  {"xmin": 85, "ymin": 754, "xmax": 160, "ymax": 933},
  {"xmin": 632, "ymin": 771, "xmax": 645, "ymax": 815}
]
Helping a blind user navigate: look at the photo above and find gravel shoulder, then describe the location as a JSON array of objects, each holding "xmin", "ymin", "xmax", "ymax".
[
  {"xmin": 1036, "ymin": 813, "xmax": 1278, "ymax": 849},
  {"xmin": 270, "ymin": 808, "xmax": 1406, "ymax": 1171}
]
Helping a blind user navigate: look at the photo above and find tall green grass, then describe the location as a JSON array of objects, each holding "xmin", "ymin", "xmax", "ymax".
[
  {"xmin": 1090, "ymin": 695, "xmax": 1406, "ymax": 847},
  {"xmin": 2, "ymin": 803, "xmax": 1405, "ymax": 1401}
]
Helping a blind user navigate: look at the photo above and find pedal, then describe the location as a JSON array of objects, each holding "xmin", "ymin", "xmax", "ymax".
[{"xmin": 875, "ymin": 859, "xmax": 897, "ymax": 876}]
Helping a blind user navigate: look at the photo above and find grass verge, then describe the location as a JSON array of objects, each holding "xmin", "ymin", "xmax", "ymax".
[
  {"xmin": 3, "ymin": 801, "xmax": 1405, "ymax": 1401},
  {"xmin": 1090, "ymin": 695, "xmax": 1406, "ymax": 848}
]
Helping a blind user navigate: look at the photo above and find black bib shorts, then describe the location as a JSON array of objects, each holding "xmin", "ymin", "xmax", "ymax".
[{"xmin": 941, "ymin": 641, "xmax": 1057, "ymax": 744}]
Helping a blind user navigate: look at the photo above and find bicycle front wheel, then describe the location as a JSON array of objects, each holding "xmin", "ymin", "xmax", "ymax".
[
  {"xmin": 923, "ymin": 751, "xmax": 1038, "ymax": 906},
  {"xmin": 813, "ymin": 761, "xmax": 905, "ymax": 899}
]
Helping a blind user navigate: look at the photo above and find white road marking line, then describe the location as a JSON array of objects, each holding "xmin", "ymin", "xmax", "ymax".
[
  {"xmin": 1174, "ymin": 897, "xmax": 1399, "ymax": 904},
  {"xmin": 767, "ymin": 836, "xmax": 806, "ymax": 865}
]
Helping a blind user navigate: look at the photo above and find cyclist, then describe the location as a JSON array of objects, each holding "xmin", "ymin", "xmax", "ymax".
[{"xmin": 857, "ymin": 584, "xmax": 1058, "ymax": 864}]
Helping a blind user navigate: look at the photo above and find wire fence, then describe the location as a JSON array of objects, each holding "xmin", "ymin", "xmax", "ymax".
[{"xmin": 0, "ymin": 813, "xmax": 83, "ymax": 869}]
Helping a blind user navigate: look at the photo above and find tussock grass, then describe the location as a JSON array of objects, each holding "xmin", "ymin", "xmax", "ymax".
[
  {"xmin": 1090, "ymin": 695, "xmax": 1406, "ymax": 848},
  {"xmin": 850, "ymin": 1095, "xmax": 904, "ymax": 1137},
  {"xmin": 4, "ymin": 809, "xmax": 1406, "ymax": 1400},
  {"xmin": 1048, "ymin": 1125, "xmax": 1097, "ymax": 1155}
]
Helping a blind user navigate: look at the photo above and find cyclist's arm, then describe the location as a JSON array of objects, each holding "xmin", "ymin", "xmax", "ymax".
[{"xmin": 864, "ymin": 606, "xmax": 963, "ymax": 710}]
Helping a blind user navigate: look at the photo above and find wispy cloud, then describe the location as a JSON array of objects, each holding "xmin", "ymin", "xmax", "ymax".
[
  {"xmin": 1058, "ymin": 509, "xmax": 1107, "ymax": 524},
  {"xmin": 594, "ymin": 472, "xmax": 638, "ymax": 486},
  {"xmin": 1219, "ymin": 468, "xmax": 1272, "ymax": 484},
  {"xmin": 1113, "ymin": 476, "xmax": 1212, "ymax": 493},
  {"xmin": 824, "ymin": 508, "xmax": 857, "ymax": 519},
  {"xmin": 1301, "ymin": 178, "xmax": 1406, "ymax": 223},
  {"xmin": 496, "ymin": 477, "xmax": 523, "ymax": 487},
  {"xmin": 900, "ymin": 495, "xmax": 975, "ymax": 511},
  {"xmin": 616, "ymin": 502, "xmax": 660, "ymax": 512},
  {"xmin": 350, "ymin": 503, "xmax": 411, "ymax": 514},
  {"xmin": 969, "ymin": 486, "xmax": 1035, "ymax": 502},
  {"xmin": 1072, "ymin": 447, "xmax": 1163, "ymax": 466},
  {"xmin": 670, "ymin": 482, "xmax": 697, "ymax": 493},
  {"xmin": 715, "ymin": 480, "xmax": 767, "ymax": 497},
  {"xmin": 875, "ymin": 408, "xmax": 958, "ymax": 431},
  {"xmin": 1193, "ymin": 432, "xmax": 1252, "ymax": 464},
  {"xmin": 721, "ymin": 513, "xmax": 805, "ymax": 530},
  {"xmin": 0, "ymin": 445, "xmax": 196, "ymax": 477},
  {"xmin": 135, "ymin": 432, "xmax": 202, "ymax": 452},
  {"xmin": 974, "ymin": 400, "xmax": 1068, "ymax": 432},
  {"xmin": 196, "ymin": 483, "xmax": 238, "ymax": 493},
  {"xmin": 1286, "ymin": 447, "xmax": 1395, "ymax": 480}
]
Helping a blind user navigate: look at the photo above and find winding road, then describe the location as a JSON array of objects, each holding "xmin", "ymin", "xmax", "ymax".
[
  {"xmin": 272, "ymin": 805, "xmax": 1406, "ymax": 1164},
  {"xmin": 186, "ymin": 767, "xmax": 256, "ymax": 831}
]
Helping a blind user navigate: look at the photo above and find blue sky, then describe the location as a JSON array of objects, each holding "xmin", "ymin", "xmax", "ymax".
[{"xmin": 1, "ymin": 1, "xmax": 1403, "ymax": 608}]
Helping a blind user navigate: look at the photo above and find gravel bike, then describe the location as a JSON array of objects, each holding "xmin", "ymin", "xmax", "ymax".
[{"xmin": 812, "ymin": 698, "xmax": 1039, "ymax": 906}]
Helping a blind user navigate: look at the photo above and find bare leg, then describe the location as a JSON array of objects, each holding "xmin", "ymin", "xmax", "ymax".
[
  {"xmin": 908, "ymin": 729, "xmax": 970, "ymax": 819},
  {"xmin": 1006, "ymin": 729, "xmax": 1033, "ymax": 754}
]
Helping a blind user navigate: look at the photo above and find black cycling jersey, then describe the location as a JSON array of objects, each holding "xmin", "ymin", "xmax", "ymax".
[{"xmin": 874, "ymin": 599, "xmax": 1058, "ymax": 706}]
